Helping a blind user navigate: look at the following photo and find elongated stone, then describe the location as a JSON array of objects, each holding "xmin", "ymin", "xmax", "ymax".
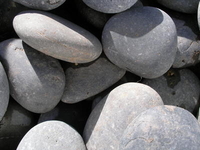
[
  {"xmin": 61, "ymin": 56, "xmax": 126, "ymax": 103},
  {"xmin": 0, "ymin": 62, "xmax": 9, "ymax": 121},
  {"xmin": 120, "ymin": 105, "xmax": 200, "ymax": 150},
  {"xmin": 13, "ymin": 0, "xmax": 66, "ymax": 10},
  {"xmin": 13, "ymin": 10, "xmax": 102, "ymax": 63},
  {"xmin": 83, "ymin": 83, "xmax": 163, "ymax": 150},
  {"xmin": 0, "ymin": 39, "xmax": 65, "ymax": 113},
  {"xmin": 17, "ymin": 121, "xmax": 87, "ymax": 150},
  {"xmin": 102, "ymin": 6, "xmax": 177, "ymax": 79}
]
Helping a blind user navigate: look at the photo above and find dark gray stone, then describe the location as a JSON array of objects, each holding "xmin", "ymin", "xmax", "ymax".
[
  {"xmin": 17, "ymin": 121, "xmax": 87, "ymax": 150},
  {"xmin": 13, "ymin": 10, "xmax": 102, "ymax": 63},
  {"xmin": 172, "ymin": 18, "xmax": 200, "ymax": 68},
  {"xmin": 0, "ymin": 62, "xmax": 9, "ymax": 121},
  {"xmin": 38, "ymin": 101, "xmax": 91, "ymax": 134},
  {"xmin": 13, "ymin": 0, "xmax": 66, "ymax": 10},
  {"xmin": 61, "ymin": 56, "xmax": 126, "ymax": 103},
  {"xmin": 102, "ymin": 6, "xmax": 177, "ymax": 79},
  {"xmin": 142, "ymin": 69, "xmax": 200, "ymax": 113},
  {"xmin": 157, "ymin": 0, "xmax": 199, "ymax": 14},
  {"xmin": 0, "ymin": 39, "xmax": 65, "ymax": 113},
  {"xmin": 82, "ymin": 0, "xmax": 137, "ymax": 13},
  {"xmin": 120, "ymin": 105, "xmax": 200, "ymax": 150},
  {"xmin": 0, "ymin": 100, "xmax": 37, "ymax": 150},
  {"xmin": 83, "ymin": 83, "xmax": 163, "ymax": 150}
]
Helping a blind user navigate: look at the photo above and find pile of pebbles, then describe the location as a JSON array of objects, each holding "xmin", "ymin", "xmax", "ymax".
[{"xmin": 1, "ymin": 0, "xmax": 200, "ymax": 149}]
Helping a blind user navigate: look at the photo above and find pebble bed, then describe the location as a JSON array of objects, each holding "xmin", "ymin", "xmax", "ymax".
[{"xmin": 1, "ymin": 0, "xmax": 200, "ymax": 150}]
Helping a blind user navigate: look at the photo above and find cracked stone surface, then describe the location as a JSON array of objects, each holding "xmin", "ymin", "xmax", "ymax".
[
  {"xmin": 83, "ymin": 83, "xmax": 163, "ymax": 150},
  {"xmin": 120, "ymin": 105, "xmax": 200, "ymax": 150}
]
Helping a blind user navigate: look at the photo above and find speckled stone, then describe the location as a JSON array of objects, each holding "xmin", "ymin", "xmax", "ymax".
[
  {"xmin": 142, "ymin": 69, "xmax": 200, "ymax": 113},
  {"xmin": 61, "ymin": 56, "xmax": 126, "ymax": 103},
  {"xmin": 13, "ymin": 10, "xmax": 102, "ymax": 64},
  {"xmin": 0, "ymin": 100, "xmax": 37, "ymax": 150},
  {"xmin": 102, "ymin": 6, "xmax": 177, "ymax": 79},
  {"xmin": 120, "ymin": 105, "xmax": 200, "ymax": 150},
  {"xmin": 17, "ymin": 121, "xmax": 87, "ymax": 150},
  {"xmin": 83, "ymin": 83, "xmax": 163, "ymax": 150},
  {"xmin": 0, "ymin": 39, "xmax": 65, "ymax": 113},
  {"xmin": 0, "ymin": 62, "xmax": 9, "ymax": 121},
  {"xmin": 82, "ymin": 0, "xmax": 137, "ymax": 13},
  {"xmin": 157, "ymin": 0, "xmax": 199, "ymax": 14},
  {"xmin": 13, "ymin": 0, "xmax": 66, "ymax": 10},
  {"xmin": 172, "ymin": 18, "xmax": 200, "ymax": 68}
]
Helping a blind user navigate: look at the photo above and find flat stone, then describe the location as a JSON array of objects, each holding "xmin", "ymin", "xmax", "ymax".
[
  {"xmin": 13, "ymin": 0, "xmax": 66, "ymax": 10},
  {"xmin": 102, "ymin": 6, "xmax": 177, "ymax": 79},
  {"xmin": 0, "ymin": 100, "xmax": 37, "ymax": 150},
  {"xmin": 13, "ymin": 10, "xmax": 102, "ymax": 63},
  {"xmin": 83, "ymin": 83, "xmax": 163, "ymax": 150},
  {"xmin": 120, "ymin": 105, "xmax": 200, "ymax": 150},
  {"xmin": 0, "ymin": 62, "xmax": 9, "ymax": 121},
  {"xmin": 172, "ymin": 18, "xmax": 200, "ymax": 68},
  {"xmin": 61, "ymin": 56, "xmax": 126, "ymax": 103},
  {"xmin": 82, "ymin": 0, "xmax": 137, "ymax": 13},
  {"xmin": 0, "ymin": 39, "xmax": 65, "ymax": 113},
  {"xmin": 38, "ymin": 101, "xmax": 91, "ymax": 134},
  {"xmin": 17, "ymin": 120, "xmax": 87, "ymax": 150},
  {"xmin": 143, "ymin": 69, "xmax": 200, "ymax": 113},
  {"xmin": 157, "ymin": 0, "xmax": 199, "ymax": 14}
]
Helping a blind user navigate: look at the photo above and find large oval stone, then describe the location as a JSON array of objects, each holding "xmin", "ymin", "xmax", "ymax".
[
  {"xmin": 61, "ymin": 56, "xmax": 126, "ymax": 103},
  {"xmin": 0, "ymin": 39, "xmax": 65, "ymax": 113},
  {"xmin": 0, "ymin": 62, "xmax": 9, "ymax": 121},
  {"xmin": 82, "ymin": 0, "xmax": 137, "ymax": 13},
  {"xmin": 143, "ymin": 69, "xmax": 200, "ymax": 113},
  {"xmin": 83, "ymin": 83, "xmax": 163, "ymax": 150},
  {"xmin": 17, "ymin": 121, "xmax": 87, "ymax": 150},
  {"xmin": 13, "ymin": 10, "xmax": 102, "ymax": 63},
  {"xmin": 157, "ymin": 0, "xmax": 199, "ymax": 14},
  {"xmin": 120, "ymin": 105, "xmax": 200, "ymax": 150},
  {"xmin": 13, "ymin": 0, "xmax": 66, "ymax": 10},
  {"xmin": 102, "ymin": 6, "xmax": 177, "ymax": 79}
]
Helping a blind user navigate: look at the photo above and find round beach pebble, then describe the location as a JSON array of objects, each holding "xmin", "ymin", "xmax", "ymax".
[
  {"xmin": 61, "ymin": 56, "xmax": 126, "ymax": 103},
  {"xmin": 13, "ymin": 10, "xmax": 102, "ymax": 64},
  {"xmin": 17, "ymin": 120, "xmax": 86, "ymax": 150},
  {"xmin": 172, "ymin": 18, "xmax": 200, "ymax": 68},
  {"xmin": 120, "ymin": 105, "xmax": 200, "ymax": 150},
  {"xmin": 0, "ymin": 39, "xmax": 65, "ymax": 113},
  {"xmin": 142, "ymin": 69, "xmax": 200, "ymax": 113},
  {"xmin": 0, "ymin": 62, "xmax": 9, "ymax": 121},
  {"xmin": 13, "ymin": 0, "xmax": 66, "ymax": 10},
  {"xmin": 83, "ymin": 83, "xmax": 163, "ymax": 150},
  {"xmin": 157, "ymin": 0, "xmax": 199, "ymax": 14},
  {"xmin": 102, "ymin": 6, "xmax": 177, "ymax": 79},
  {"xmin": 82, "ymin": 0, "xmax": 137, "ymax": 13},
  {"xmin": 0, "ymin": 100, "xmax": 37, "ymax": 150}
]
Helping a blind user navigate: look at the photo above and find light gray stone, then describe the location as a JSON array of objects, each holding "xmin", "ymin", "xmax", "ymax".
[
  {"xmin": 0, "ymin": 62, "xmax": 9, "ymax": 121},
  {"xmin": 61, "ymin": 56, "xmax": 126, "ymax": 103},
  {"xmin": 83, "ymin": 82, "xmax": 163, "ymax": 150},
  {"xmin": 0, "ymin": 39, "xmax": 65, "ymax": 113},
  {"xmin": 17, "ymin": 121, "xmax": 86, "ymax": 150},
  {"xmin": 143, "ymin": 69, "xmax": 200, "ymax": 113},
  {"xmin": 13, "ymin": 10, "xmax": 102, "ymax": 63},
  {"xmin": 157, "ymin": 0, "xmax": 199, "ymax": 14},
  {"xmin": 102, "ymin": 6, "xmax": 177, "ymax": 79},
  {"xmin": 82, "ymin": 0, "xmax": 138, "ymax": 13},
  {"xmin": 120, "ymin": 105, "xmax": 200, "ymax": 150},
  {"xmin": 13, "ymin": 0, "xmax": 66, "ymax": 10}
]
